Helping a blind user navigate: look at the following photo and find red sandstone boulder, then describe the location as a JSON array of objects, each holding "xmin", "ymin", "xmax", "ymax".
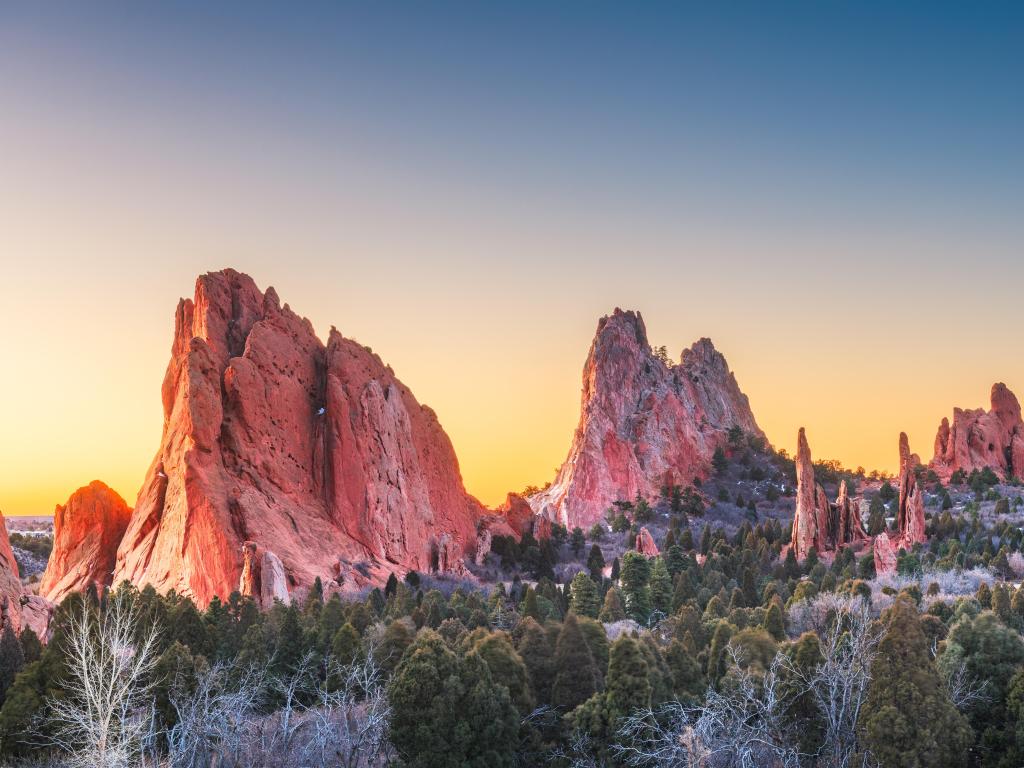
[
  {"xmin": 112, "ymin": 270, "xmax": 485, "ymax": 607},
  {"xmin": 530, "ymin": 309, "xmax": 763, "ymax": 528},
  {"xmin": 932, "ymin": 383, "xmax": 1024, "ymax": 480},
  {"xmin": 496, "ymin": 493, "xmax": 535, "ymax": 538},
  {"xmin": 635, "ymin": 527, "xmax": 659, "ymax": 557},
  {"xmin": 40, "ymin": 481, "xmax": 132, "ymax": 605},
  {"xmin": 873, "ymin": 532, "xmax": 898, "ymax": 576},
  {"xmin": 897, "ymin": 433, "xmax": 927, "ymax": 548}
]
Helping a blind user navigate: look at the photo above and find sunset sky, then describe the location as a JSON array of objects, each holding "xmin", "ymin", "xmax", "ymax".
[{"xmin": 1, "ymin": 3, "xmax": 1022, "ymax": 516}]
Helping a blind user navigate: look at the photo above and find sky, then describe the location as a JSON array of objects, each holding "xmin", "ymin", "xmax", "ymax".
[{"xmin": 1, "ymin": 3, "xmax": 1022, "ymax": 516}]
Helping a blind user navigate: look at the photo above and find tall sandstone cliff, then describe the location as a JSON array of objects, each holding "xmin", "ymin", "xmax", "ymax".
[
  {"xmin": 109, "ymin": 269, "xmax": 485, "ymax": 608},
  {"xmin": 40, "ymin": 481, "xmax": 132, "ymax": 605},
  {"xmin": 931, "ymin": 383, "xmax": 1024, "ymax": 481},
  {"xmin": 530, "ymin": 308, "xmax": 763, "ymax": 528}
]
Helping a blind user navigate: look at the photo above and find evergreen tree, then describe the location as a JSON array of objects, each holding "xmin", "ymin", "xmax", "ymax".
[
  {"xmin": 859, "ymin": 597, "xmax": 972, "ymax": 768},
  {"xmin": 587, "ymin": 544, "xmax": 606, "ymax": 581},
  {"xmin": 569, "ymin": 572, "xmax": 600, "ymax": 618},
  {"xmin": 599, "ymin": 587, "xmax": 626, "ymax": 622},
  {"xmin": 0, "ymin": 625, "xmax": 24, "ymax": 706},
  {"xmin": 517, "ymin": 617, "xmax": 555, "ymax": 705},
  {"xmin": 648, "ymin": 558, "xmax": 673, "ymax": 618},
  {"xmin": 471, "ymin": 632, "xmax": 534, "ymax": 714},
  {"xmin": 521, "ymin": 587, "xmax": 541, "ymax": 621},
  {"xmin": 665, "ymin": 639, "xmax": 705, "ymax": 703},
  {"xmin": 551, "ymin": 613, "xmax": 597, "ymax": 712},
  {"xmin": 330, "ymin": 622, "xmax": 362, "ymax": 665},
  {"xmin": 604, "ymin": 636, "xmax": 652, "ymax": 725},
  {"xmin": 375, "ymin": 619, "xmax": 416, "ymax": 678},
  {"xmin": 388, "ymin": 630, "xmax": 519, "ymax": 768},
  {"xmin": 620, "ymin": 551, "xmax": 652, "ymax": 624}
]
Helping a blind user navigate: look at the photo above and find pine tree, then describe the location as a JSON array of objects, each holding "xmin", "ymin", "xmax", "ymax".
[
  {"xmin": 648, "ymin": 558, "xmax": 673, "ymax": 618},
  {"xmin": 859, "ymin": 597, "xmax": 972, "ymax": 768},
  {"xmin": 472, "ymin": 632, "xmax": 534, "ymax": 714},
  {"xmin": 551, "ymin": 613, "xmax": 597, "ymax": 712},
  {"xmin": 599, "ymin": 587, "xmax": 626, "ymax": 622},
  {"xmin": 517, "ymin": 617, "xmax": 555, "ymax": 705},
  {"xmin": 389, "ymin": 630, "xmax": 519, "ymax": 768},
  {"xmin": 330, "ymin": 622, "xmax": 362, "ymax": 664},
  {"xmin": 569, "ymin": 572, "xmax": 600, "ymax": 618},
  {"xmin": 587, "ymin": 544, "xmax": 606, "ymax": 581},
  {"xmin": 0, "ymin": 624, "xmax": 25, "ymax": 705},
  {"xmin": 604, "ymin": 636, "xmax": 651, "ymax": 725},
  {"xmin": 620, "ymin": 551, "xmax": 652, "ymax": 624},
  {"xmin": 374, "ymin": 619, "xmax": 416, "ymax": 678},
  {"xmin": 665, "ymin": 639, "xmax": 705, "ymax": 703},
  {"xmin": 521, "ymin": 587, "xmax": 541, "ymax": 621}
]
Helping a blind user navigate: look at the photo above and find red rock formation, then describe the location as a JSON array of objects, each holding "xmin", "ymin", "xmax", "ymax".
[
  {"xmin": 635, "ymin": 527, "xmax": 659, "ymax": 557},
  {"xmin": 112, "ymin": 270, "xmax": 485, "ymax": 607},
  {"xmin": 531, "ymin": 309, "xmax": 763, "ymax": 528},
  {"xmin": 872, "ymin": 532, "xmax": 898, "ymax": 577},
  {"xmin": 0, "ymin": 510, "xmax": 23, "ymax": 632},
  {"xmin": 931, "ymin": 383, "xmax": 1024, "ymax": 481},
  {"xmin": 790, "ymin": 429, "xmax": 868, "ymax": 561},
  {"xmin": 496, "ymin": 493, "xmax": 535, "ymax": 538},
  {"xmin": 896, "ymin": 433, "xmax": 927, "ymax": 548},
  {"xmin": 790, "ymin": 428, "xmax": 821, "ymax": 560},
  {"xmin": 40, "ymin": 481, "xmax": 132, "ymax": 605}
]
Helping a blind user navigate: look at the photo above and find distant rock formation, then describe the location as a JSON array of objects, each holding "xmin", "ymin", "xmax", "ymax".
[
  {"xmin": 931, "ymin": 383, "xmax": 1024, "ymax": 481},
  {"xmin": 635, "ymin": 527, "xmax": 660, "ymax": 557},
  {"xmin": 789, "ymin": 428, "xmax": 868, "ymax": 560},
  {"xmin": 873, "ymin": 432, "xmax": 928, "ymax": 575},
  {"xmin": 530, "ymin": 309, "xmax": 763, "ymax": 528},
  {"xmin": 109, "ymin": 269, "xmax": 487, "ymax": 607},
  {"xmin": 40, "ymin": 481, "xmax": 132, "ymax": 605},
  {"xmin": 0, "ymin": 510, "xmax": 52, "ymax": 638}
]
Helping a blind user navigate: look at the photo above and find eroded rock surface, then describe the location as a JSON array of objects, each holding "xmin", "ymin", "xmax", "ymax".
[
  {"xmin": 40, "ymin": 481, "xmax": 132, "ymax": 605},
  {"xmin": 112, "ymin": 269, "xmax": 485, "ymax": 607},
  {"xmin": 931, "ymin": 383, "xmax": 1024, "ymax": 481},
  {"xmin": 530, "ymin": 309, "xmax": 763, "ymax": 528}
]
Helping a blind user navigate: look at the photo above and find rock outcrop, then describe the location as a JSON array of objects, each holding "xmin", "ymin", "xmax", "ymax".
[
  {"xmin": 790, "ymin": 429, "xmax": 867, "ymax": 560},
  {"xmin": 931, "ymin": 383, "xmax": 1024, "ymax": 481},
  {"xmin": 0, "ymin": 510, "xmax": 52, "ymax": 639},
  {"xmin": 0, "ymin": 510, "xmax": 23, "ymax": 632},
  {"xmin": 530, "ymin": 309, "xmax": 763, "ymax": 528},
  {"xmin": 111, "ymin": 269, "xmax": 486, "ymax": 607},
  {"xmin": 872, "ymin": 433, "xmax": 928, "ymax": 576},
  {"xmin": 40, "ymin": 481, "xmax": 132, "ymax": 604},
  {"xmin": 635, "ymin": 527, "xmax": 660, "ymax": 557}
]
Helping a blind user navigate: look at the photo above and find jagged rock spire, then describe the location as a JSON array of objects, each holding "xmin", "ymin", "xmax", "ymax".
[{"xmin": 530, "ymin": 308, "xmax": 763, "ymax": 528}]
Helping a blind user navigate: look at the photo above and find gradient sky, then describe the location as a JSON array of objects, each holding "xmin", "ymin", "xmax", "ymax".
[{"xmin": 1, "ymin": 3, "xmax": 1022, "ymax": 516}]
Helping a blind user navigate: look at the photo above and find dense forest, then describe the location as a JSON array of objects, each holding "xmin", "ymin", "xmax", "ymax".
[{"xmin": 3, "ymin": 439, "xmax": 1024, "ymax": 768}]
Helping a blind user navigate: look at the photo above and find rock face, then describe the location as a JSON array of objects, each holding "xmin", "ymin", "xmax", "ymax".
[
  {"xmin": 112, "ymin": 269, "xmax": 485, "ymax": 607},
  {"xmin": 0, "ymin": 510, "xmax": 51, "ymax": 639},
  {"xmin": 635, "ymin": 527, "xmax": 660, "ymax": 557},
  {"xmin": 0, "ymin": 510, "xmax": 23, "ymax": 632},
  {"xmin": 897, "ymin": 433, "xmax": 927, "ymax": 548},
  {"xmin": 790, "ymin": 429, "xmax": 867, "ymax": 561},
  {"xmin": 931, "ymin": 383, "xmax": 1024, "ymax": 481},
  {"xmin": 872, "ymin": 433, "xmax": 928, "ymax": 576},
  {"xmin": 40, "ymin": 481, "xmax": 132, "ymax": 605},
  {"xmin": 530, "ymin": 309, "xmax": 763, "ymax": 528}
]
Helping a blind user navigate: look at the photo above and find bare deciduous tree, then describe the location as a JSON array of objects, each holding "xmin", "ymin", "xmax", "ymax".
[
  {"xmin": 612, "ymin": 648, "xmax": 801, "ymax": 768},
  {"xmin": 165, "ymin": 661, "xmax": 266, "ymax": 768},
  {"xmin": 45, "ymin": 593, "xmax": 160, "ymax": 768},
  {"xmin": 940, "ymin": 659, "xmax": 989, "ymax": 713},
  {"xmin": 779, "ymin": 596, "xmax": 880, "ymax": 768},
  {"xmin": 301, "ymin": 653, "xmax": 393, "ymax": 768}
]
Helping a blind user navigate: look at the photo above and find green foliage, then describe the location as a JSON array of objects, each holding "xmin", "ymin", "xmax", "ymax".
[
  {"xmin": 569, "ymin": 572, "xmax": 600, "ymax": 618},
  {"xmin": 620, "ymin": 551, "xmax": 652, "ymax": 624},
  {"xmin": 859, "ymin": 598, "xmax": 972, "ymax": 768},
  {"xmin": 551, "ymin": 613, "xmax": 597, "ymax": 712},
  {"xmin": 388, "ymin": 630, "xmax": 519, "ymax": 768}
]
